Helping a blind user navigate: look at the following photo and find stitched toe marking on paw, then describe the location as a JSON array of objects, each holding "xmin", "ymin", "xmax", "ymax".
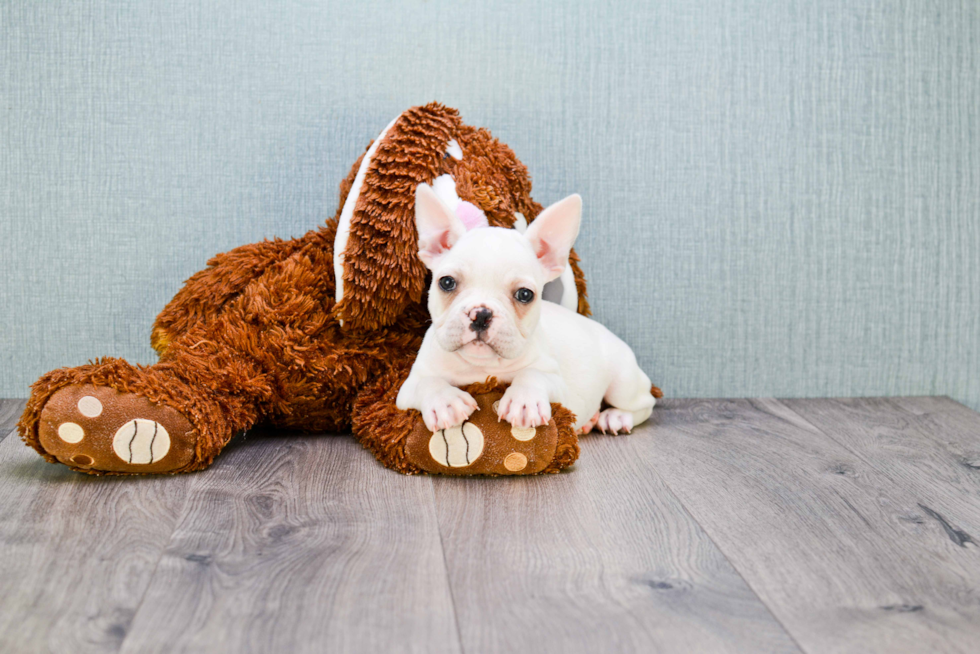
[
  {"xmin": 511, "ymin": 425, "xmax": 536, "ymax": 442},
  {"xmin": 58, "ymin": 422, "xmax": 85, "ymax": 443},
  {"xmin": 112, "ymin": 419, "xmax": 171, "ymax": 464},
  {"xmin": 504, "ymin": 452, "xmax": 528, "ymax": 472},
  {"xmin": 77, "ymin": 396, "xmax": 103, "ymax": 418},
  {"xmin": 429, "ymin": 421, "xmax": 484, "ymax": 467}
]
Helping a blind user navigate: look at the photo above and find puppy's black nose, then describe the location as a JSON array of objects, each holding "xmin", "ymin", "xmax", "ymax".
[{"xmin": 469, "ymin": 308, "xmax": 493, "ymax": 332}]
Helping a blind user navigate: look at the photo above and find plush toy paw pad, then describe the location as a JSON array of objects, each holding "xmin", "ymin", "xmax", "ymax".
[
  {"xmin": 57, "ymin": 422, "xmax": 86, "ymax": 443},
  {"xmin": 112, "ymin": 419, "xmax": 171, "ymax": 464},
  {"xmin": 38, "ymin": 384, "xmax": 196, "ymax": 474},
  {"xmin": 407, "ymin": 392, "xmax": 559, "ymax": 475},
  {"xmin": 429, "ymin": 422, "xmax": 484, "ymax": 467},
  {"xmin": 503, "ymin": 452, "xmax": 528, "ymax": 472}
]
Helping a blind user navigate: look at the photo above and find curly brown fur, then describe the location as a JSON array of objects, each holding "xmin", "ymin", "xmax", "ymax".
[
  {"xmin": 352, "ymin": 374, "xmax": 579, "ymax": 476},
  {"xmin": 19, "ymin": 355, "xmax": 251, "ymax": 474},
  {"xmin": 459, "ymin": 378, "xmax": 579, "ymax": 475},
  {"xmin": 335, "ymin": 104, "xmax": 460, "ymax": 331},
  {"xmin": 19, "ymin": 102, "xmax": 607, "ymax": 477},
  {"xmin": 350, "ymin": 361, "xmax": 424, "ymax": 474}
]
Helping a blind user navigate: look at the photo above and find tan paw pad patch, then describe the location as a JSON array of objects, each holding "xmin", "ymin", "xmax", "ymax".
[
  {"xmin": 38, "ymin": 384, "xmax": 196, "ymax": 474},
  {"xmin": 510, "ymin": 426, "xmax": 536, "ymax": 441},
  {"xmin": 503, "ymin": 452, "xmax": 528, "ymax": 471},
  {"xmin": 112, "ymin": 419, "xmax": 171, "ymax": 464},
  {"xmin": 77, "ymin": 395, "xmax": 103, "ymax": 418},
  {"xmin": 406, "ymin": 391, "xmax": 559, "ymax": 476},
  {"xmin": 429, "ymin": 422, "xmax": 484, "ymax": 467},
  {"xmin": 58, "ymin": 422, "xmax": 85, "ymax": 443}
]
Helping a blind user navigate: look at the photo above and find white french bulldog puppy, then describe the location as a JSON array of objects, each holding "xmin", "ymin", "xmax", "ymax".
[{"xmin": 396, "ymin": 183, "xmax": 656, "ymax": 435}]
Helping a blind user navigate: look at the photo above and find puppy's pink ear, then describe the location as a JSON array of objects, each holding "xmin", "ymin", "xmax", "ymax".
[
  {"xmin": 415, "ymin": 183, "xmax": 467, "ymax": 269},
  {"xmin": 525, "ymin": 194, "xmax": 582, "ymax": 282}
]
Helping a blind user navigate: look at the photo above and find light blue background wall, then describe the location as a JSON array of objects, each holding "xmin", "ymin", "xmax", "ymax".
[{"xmin": 2, "ymin": 1, "xmax": 979, "ymax": 410}]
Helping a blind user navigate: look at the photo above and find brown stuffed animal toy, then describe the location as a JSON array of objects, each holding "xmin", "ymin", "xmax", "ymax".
[{"xmin": 19, "ymin": 103, "xmax": 657, "ymax": 477}]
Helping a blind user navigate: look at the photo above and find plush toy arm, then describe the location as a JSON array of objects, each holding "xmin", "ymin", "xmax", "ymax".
[{"xmin": 354, "ymin": 368, "xmax": 580, "ymax": 477}]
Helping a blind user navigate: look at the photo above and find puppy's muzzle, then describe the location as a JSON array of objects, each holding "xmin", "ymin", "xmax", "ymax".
[{"xmin": 468, "ymin": 307, "xmax": 493, "ymax": 333}]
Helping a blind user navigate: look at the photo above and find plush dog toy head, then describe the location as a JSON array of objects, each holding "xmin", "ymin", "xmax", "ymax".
[
  {"xmin": 330, "ymin": 103, "xmax": 590, "ymax": 333},
  {"xmin": 414, "ymin": 182, "xmax": 582, "ymax": 361}
]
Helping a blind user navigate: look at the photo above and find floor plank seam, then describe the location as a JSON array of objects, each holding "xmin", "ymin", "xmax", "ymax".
[
  {"xmin": 773, "ymin": 397, "xmax": 976, "ymax": 543},
  {"xmin": 666, "ymin": 501, "xmax": 809, "ymax": 653},
  {"xmin": 771, "ymin": 399, "xmax": 885, "ymax": 474},
  {"xmin": 640, "ymin": 435, "xmax": 811, "ymax": 654},
  {"xmin": 431, "ymin": 479, "xmax": 468, "ymax": 654},
  {"xmin": 114, "ymin": 488, "xmax": 191, "ymax": 654},
  {"xmin": 0, "ymin": 399, "xmax": 28, "ymax": 445},
  {"xmin": 9, "ymin": 396, "xmax": 979, "ymax": 652}
]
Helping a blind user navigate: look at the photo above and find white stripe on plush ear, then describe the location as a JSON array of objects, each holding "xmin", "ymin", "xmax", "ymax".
[
  {"xmin": 334, "ymin": 113, "xmax": 401, "ymax": 306},
  {"xmin": 415, "ymin": 183, "xmax": 467, "ymax": 270},
  {"xmin": 512, "ymin": 212, "xmax": 528, "ymax": 233},
  {"xmin": 524, "ymin": 194, "xmax": 582, "ymax": 282}
]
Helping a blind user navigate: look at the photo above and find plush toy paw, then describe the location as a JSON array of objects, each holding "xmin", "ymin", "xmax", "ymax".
[
  {"xmin": 420, "ymin": 386, "xmax": 479, "ymax": 432},
  {"xmin": 496, "ymin": 386, "xmax": 552, "ymax": 428},
  {"xmin": 36, "ymin": 384, "xmax": 198, "ymax": 474},
  {"xmin": 595, "ymin": 408, "xmax": 634, "ymax": 435},
  {"xmin": 405, "ymin": 391, "xmax": 565, "ymax": 475}
]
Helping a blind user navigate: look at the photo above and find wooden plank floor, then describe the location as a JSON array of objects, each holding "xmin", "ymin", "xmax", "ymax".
[{"xmin": 2, "ymin": 396, "xmax": 979, "ymax": 653}]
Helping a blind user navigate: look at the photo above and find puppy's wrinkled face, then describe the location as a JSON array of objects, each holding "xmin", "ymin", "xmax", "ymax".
[
  {"xmin": 428, "ymin": 228, "xmax": 544, "ymax": 360},
  {"xmin": 414, "ymin": 183, "xmax": 581, "ymax": 362}
]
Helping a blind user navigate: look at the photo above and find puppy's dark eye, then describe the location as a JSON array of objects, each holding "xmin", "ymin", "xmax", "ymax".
[
  {"xmin": 438, "ymin": 276, "xmax": 457, "ymax": 292},
  {"xmin": 515, "ymin": 288, "xmax": 535, "ymax": 304}
]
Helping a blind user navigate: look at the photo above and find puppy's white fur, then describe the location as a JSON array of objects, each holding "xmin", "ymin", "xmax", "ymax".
[{"xmin": 397, "ymin": 184, "xmax": 655, "ymax": 435}]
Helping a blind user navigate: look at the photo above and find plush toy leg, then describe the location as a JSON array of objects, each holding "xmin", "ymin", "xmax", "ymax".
[
  {"xmin": 19, "ymin": 332, "xmax": 270, "ymax": 475},
  {"xmin": 352, "ymin": 367, "xmax": 580, "ymax": 476},
  {"xmin": 18, "ymin": 238, "xmax": 397, "ymax": 475}
]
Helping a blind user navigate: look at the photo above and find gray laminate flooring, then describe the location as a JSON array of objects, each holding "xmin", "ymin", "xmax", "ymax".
[{"xmin": 1, "ymin": 397, "xmax": 979, "ymax": 654}]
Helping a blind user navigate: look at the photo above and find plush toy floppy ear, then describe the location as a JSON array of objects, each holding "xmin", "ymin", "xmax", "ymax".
[
  {"xmin": 331, "ymin": 103, "xmax": 461, "ymax": 331},
  {"xmin": 415, "ymin": 183, "xmax": 467, "ymax": 269},
  {"xmin": 524, "ymin": 194, "xmax": 582, "ymax": 282}
]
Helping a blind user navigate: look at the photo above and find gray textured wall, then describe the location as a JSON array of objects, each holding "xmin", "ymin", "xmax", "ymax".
[{"xmin": 2, "ymin": 0, "xmax": 979, "ymax": 410}]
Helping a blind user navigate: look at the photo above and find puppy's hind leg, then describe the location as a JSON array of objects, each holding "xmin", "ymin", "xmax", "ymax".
[{"xmin": 599, "ymin": 351, "xmax": 656, "ymax": 434}]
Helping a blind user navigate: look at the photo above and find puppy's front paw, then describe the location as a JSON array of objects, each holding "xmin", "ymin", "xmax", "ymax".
[
  {"xmin": 497, "ymin": 387, "xmax": 552, "ymax": 429},
  {"xmin": 421, "ymin": 387, "xmax": 479, "ymax": 432}
]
